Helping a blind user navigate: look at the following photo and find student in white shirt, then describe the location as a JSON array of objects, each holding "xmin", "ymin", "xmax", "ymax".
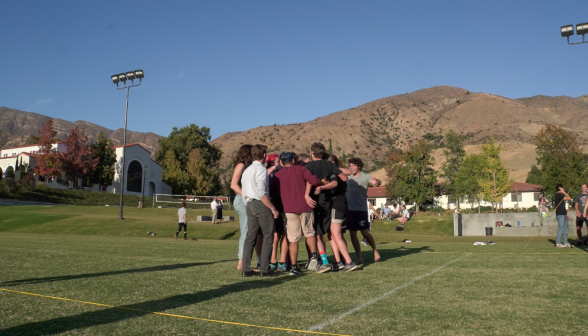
[
  {"xmin": 211, "ymin": 198, "xmax": 218, "ymax": 224},
  {"xmin": 397, "ymin": 205, "xmax": 411, "ymax": 225},
  {"xmin": 240, "ymin": 145, "xmax": 280, "ymax": 277}
]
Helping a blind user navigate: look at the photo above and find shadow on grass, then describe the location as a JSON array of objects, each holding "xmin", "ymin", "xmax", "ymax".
[
  {"xmin": 2, "ymin": 275, "xmax": 299, "ymax": 335},
  {"xmin": 219, "ymin": 230, "xmax": 239, "ymax": 240},
  {"xmin": 1, "ymin": 261, "xmax": 236, "ymax": 287},
  {"xmin": 361, "ymin": 246, "xmax": 434, "ymax": 267}
]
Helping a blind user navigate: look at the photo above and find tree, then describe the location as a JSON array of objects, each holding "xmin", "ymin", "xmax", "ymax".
[
  {"xmin": 155, "ymin": 124, "xmax": 222, "ymax": 195},
  {"xmin": 328, "ymin": 139, "xmax": 333, "ymax": 155},
  {"xmin": 478, "ymin": 138, "xmax": 513, "ymax": 212},
  {"xmin": 161, "ymin": 150, "xmax": 191, "ymax": 194},
  {"xmin": 90, "ymin": 131, "xmax": 117, "ymax": 190},
  {"xmin": 186, "ymin": 148, "xmax": 220, "ymax": 195},
  {"xmin": 525, "ymin": 165, "xmax": 542, "ymax": 185},
  {"xmin": 341, "ymin": 149, "xmax": 347, "ymax": 165},
  {"xmin": 530, "ymin": 124, "xmax": 586, "ymax": 199},
  {"xmin": 440, "ymin": 131, "xmax": 465, "ymax": 209},
  {"xmin": 27, "ymin": 135, "xmax": 40, "ymax": 145},
  {"xmin": 385, "ymin": 140, "xmax": 437, "ymax": 213},
  {"xmin": 35, "ymin": 119, "xmax": 60, "ymax": 186},
  {"xmin": 58, "ymin": 127, "xmax": 98, "ymax": 187},
  {"xmin": 454, "ymin": 154, "xmax": 486, "ymax": 213}
]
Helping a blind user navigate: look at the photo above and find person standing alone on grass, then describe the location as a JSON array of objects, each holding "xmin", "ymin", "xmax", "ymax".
[
  {"xmin": 240, "ymin": 145, "xmax": 280, "ymax": 277},
  {"xmin": 574, "ymin": 183, "xmax": 588, "ymax": 243},
  {"xmin": 176, "ymin": 202, "xmax": 188, "ymax": 240},
  {"xmin": 211, "ymin": 197, "xmax": 218, "ymax": 225},
  {"xmin": 555, "ymin": 184, "xmax": 572, "ymax": 247},
  {"xmin": 346, "ymin": 157, "xmax": 381, "ymax": 264}
]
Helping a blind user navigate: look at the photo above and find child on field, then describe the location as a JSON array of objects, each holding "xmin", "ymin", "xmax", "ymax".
[{"xmin": 176, "ymin": 202, "xmax": 188, "ymax": 240}]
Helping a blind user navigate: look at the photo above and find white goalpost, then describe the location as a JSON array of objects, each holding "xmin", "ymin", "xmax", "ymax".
[{"xmin": 154, "ymin": 194, "xmax": 231, "ymax": 210}]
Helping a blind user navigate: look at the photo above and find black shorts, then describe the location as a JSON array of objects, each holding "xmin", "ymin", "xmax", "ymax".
[
  {"xmin": 576, "ymin": 216, "xmax": 588, "ymax": 228},
  {"xmin": 347, "ymin": 210, "xmax": 370, "ymax": 231},
  {"xmin": 274, "ymin": 213, "xmax": 285, "ymax": 233},
  {"xmin": 313, "ymin": 202, "xmax": 332, "ymax": 235}
]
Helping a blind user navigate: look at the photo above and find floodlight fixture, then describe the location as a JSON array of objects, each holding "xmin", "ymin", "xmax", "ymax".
[
  {"xmin": 118, "ymin": 73, "xmax": 127, "ymax": 83},
  {"xmin": 561, "ymin": 25, "xmax": 574, "ymax": 37},
  {"xmin": 134, "ymin": 69, "xmax": 144, "ymax": 79},
  {"xmin": 126, "ymin": 71, "xmax": 136, "ymax": 81},
  {"xmin": 111, "ymin": 74, "xmax": 119, "ymax": 84},
  {"xmin": 577, "ymin": 22, "xmax": 588, "ymax": 35}
]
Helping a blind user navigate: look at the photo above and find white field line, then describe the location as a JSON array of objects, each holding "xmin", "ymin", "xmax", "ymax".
[{"xmin": 308, "ymin": 253, "xmax": 472, "ymax": 332}]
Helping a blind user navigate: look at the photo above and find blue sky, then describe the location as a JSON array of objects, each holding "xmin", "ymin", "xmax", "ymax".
[{"xmin": 1, "ymin": 1, "xmax": 587, "ymax": 139}]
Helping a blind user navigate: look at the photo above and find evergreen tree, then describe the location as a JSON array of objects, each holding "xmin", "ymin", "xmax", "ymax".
[
  {"xmin": 155, "ymin": 124, "xmax": 222, "ymax": 194},
  {"xmin": 530, "ymin": 124, "xmax": 586, "ymax": 199},
  {"xmin": 90, "ymin": 131, "xmax": 117, "ymax": 190},
  {"xmin": 328, "ymin": 139, "xmax": 333, "ymax": 155},
  {"xmin": 440, "ymin": 131, "xmax": 465, "ymax": 209},
  {"xmin": 385, "ymin": 140, "xmax": 437, "ymax": 213}
]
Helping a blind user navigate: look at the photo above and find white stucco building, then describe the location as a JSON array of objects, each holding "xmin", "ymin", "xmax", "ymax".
[{"xmin": 0, "ymin": 142, "xmax": 171, "ymax": 197}]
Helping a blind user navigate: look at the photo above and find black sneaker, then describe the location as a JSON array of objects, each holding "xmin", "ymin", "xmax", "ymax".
[
  {"xmin": 333, "ymin": 261, "xmax": 344, "ymax": 271},
  {"xmin": 260, "ymin": 269, "xmax": 282, "ymax": 277},
  {"xmin": 316, "ymin": 264, "xmax": 332, "ymax": 273},
  {"xmin": 289, "ymin": 266, "xmax": 302, "ymax": 276},
  {"xmin": 343, "ymin": 262, "xmax": 357, "ymax": 272},
  {"xmin": 242, "ymin": 270, "xmax": 257, "ymax": 277},
  {"xmin": 302, "ymin": 259, "xmax": 310, "ymax": 269}
]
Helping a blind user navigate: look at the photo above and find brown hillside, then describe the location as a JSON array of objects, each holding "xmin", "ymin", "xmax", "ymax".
[
  {"xmin": 211, "ymin": 86, "xmax": 588, "ymax": 173},
  {"xmin": 0, "ymin": 107, "xmax": 162, "ymax": 155}
]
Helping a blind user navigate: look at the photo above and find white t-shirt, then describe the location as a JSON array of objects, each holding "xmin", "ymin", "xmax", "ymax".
[
  {"xmin": 178, "ymin": 207, "xmax": 187, "ymax": 223},
  {"xmin": 211, "ymin": 201, "xmax": 218, "ymax": 210},
  {"xmin": 403, "ymin": 209, "xmax": 410, "ymax": 219}
]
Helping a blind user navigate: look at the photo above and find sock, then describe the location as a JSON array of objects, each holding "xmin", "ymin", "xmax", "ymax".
[
  {"xmin": 184, "ymin": 231, "xmax": 187, "ymax": 239},
  {"xmin": 319, "ymin": 251, "xmax": 329, "ymax": 265}
]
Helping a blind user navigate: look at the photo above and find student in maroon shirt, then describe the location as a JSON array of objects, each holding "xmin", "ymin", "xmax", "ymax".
[{"xmin": 272, "ymin": 152, "xmax": 322, "ymax": 275}]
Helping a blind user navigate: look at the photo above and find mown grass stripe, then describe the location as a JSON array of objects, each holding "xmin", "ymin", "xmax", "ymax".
[
  {"xmin": 308, "ymin": 253, "xmax": 472, "ymax": 332},
  {"xmin": 0, "ymin": 288, "xmax": 351, "ymax": 336}
]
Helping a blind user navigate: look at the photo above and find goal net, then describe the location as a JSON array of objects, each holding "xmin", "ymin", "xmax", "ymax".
[{"xmin": 154, "ymin": 194, "xmax": 231, "ymax": 210}]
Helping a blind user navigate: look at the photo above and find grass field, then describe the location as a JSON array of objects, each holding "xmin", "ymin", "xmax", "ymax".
[{"xmin": 1, "ymin": 206, "xmax": 587, "ymax": 335}]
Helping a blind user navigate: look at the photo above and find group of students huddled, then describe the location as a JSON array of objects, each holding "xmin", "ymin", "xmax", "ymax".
[{"xmin": 231, "ymin": 142, "xmax": 383, "ymax": 276}]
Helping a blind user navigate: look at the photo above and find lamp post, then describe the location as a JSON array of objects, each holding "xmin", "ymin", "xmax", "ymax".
[
  {"xmin": 561, "ymin": 22, "xmax": 588, "ymax": 45},
  {"xmin": 111, "ymin": 69, "xmax": 144, "ymax": 220}
]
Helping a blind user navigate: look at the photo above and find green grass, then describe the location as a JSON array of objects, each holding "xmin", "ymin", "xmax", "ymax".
[{"xmin": 2, "ymin": 206, "xmax": 587, "ymax": 335}]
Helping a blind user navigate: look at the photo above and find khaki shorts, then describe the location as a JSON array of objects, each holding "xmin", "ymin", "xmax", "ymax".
[{"xmin": 285, "ymin": 212, "xmax": 314, "ymax": 242}]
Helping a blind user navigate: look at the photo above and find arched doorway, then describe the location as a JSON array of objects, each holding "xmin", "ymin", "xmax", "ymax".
[
  {"xmin": 127, "ymin": 161, "xmax": 142, "ymax": 193},
  {"xmin": 149, "ymin": 182, "xmax": 156, "ymax": 196},
  {"xmin": 5, "ymin": 166, "xmax": 14, "ymax": 179}
]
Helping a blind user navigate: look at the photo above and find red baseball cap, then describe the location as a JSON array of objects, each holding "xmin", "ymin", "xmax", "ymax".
[{"xmin": 267, "ymin": 153, "xmax": 279, "ymax": 162}]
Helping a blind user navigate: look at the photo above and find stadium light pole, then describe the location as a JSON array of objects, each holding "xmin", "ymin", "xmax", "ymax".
[
  {"xmin": 561, "ymin": 22, "xmax": 588, "ymax": 45},
  {"xmin": 110, "ymin": 70, "xmax": 144, "ymax": 220}
]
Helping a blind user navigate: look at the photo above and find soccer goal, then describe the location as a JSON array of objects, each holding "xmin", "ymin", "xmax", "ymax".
[{"xmin": 154, "ymin": 194, "xmax": 231, "ymax": 210}]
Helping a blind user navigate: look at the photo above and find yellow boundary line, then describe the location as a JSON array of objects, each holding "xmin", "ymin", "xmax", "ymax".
[{"xmin": 0, "ymin": 288, "xmax": 351, "ymax": 336}]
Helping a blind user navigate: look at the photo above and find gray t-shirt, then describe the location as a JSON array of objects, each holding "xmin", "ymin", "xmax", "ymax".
[
  {"xmin": 178, "ymin": 207, "xmax": 187, "ymax": 223},
  {"xmin": 346, "ymin": 172, "xmax": 372, "ymax": 211},
  {"xmin": 574, "ymin": 193, "xmax": 588, "ymax": 214}
]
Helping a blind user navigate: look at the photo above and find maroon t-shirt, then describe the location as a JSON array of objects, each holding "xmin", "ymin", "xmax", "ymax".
[{"xmin": 272, "ymin": 165, "xmax": 321, "ymax": 214}]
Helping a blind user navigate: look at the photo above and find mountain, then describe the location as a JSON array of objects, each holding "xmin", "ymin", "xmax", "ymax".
[
  {"xmin": 211, "ymin": 86, "xmax": 588, "ymax": 181},
  {"xmin": 0, "ymin": 107, "xmax": 162, "ymax": 155}
]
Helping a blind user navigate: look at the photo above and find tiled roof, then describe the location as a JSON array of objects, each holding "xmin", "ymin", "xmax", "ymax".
[
  {"xmin": 511, "ymin": 182, "xmax": 542, "ymax": 193},
  {"xmin": 367, "ymin": 187, "xmax": 387, "ymax": 197}
]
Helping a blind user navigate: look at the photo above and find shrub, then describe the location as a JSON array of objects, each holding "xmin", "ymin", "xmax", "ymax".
[
  {"xmin": 4, "ymin": 179, "xmax": 19, "ymax": 194},
  {"xmin": 20, "ymin": 175, "xmax": 36, "ymax": 192}
]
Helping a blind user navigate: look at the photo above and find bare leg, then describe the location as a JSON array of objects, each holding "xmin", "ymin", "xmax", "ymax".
[
  {"xmin": 271, "ymin": 232, "xmax": 279, "ymax": 264},
  {"xmin": 305, "ymin": 240, "xmax": 312, "ymax": 258},
  {"xmin": 306, "ymin": 236, "xmax": 317, "ymax": 254},
  {"xmin": 330, "ymin": 224, "xmax": 351, "ymax": 264},
  {"xmin": 327, "ymin": 232, "xmax": 341, "ymax": 263},
  {"xmin": 289, "ymin": 241, "xmax": 299, "ymax": 267},
  {"xmin": 317, "ymin": 234, "xmax": 327, "ymax": 253},
  {"xmin": 279, "ymin": 234, "xmax": 289, "ymax": 263},
  {"xmin": 350, "ymin": 230, "xmax": 363, "ymax": 263},
  {"xmin": 237, "ymin": 259, "xmax": 242, "ymax": 270},
  {"xmin": 361, "ymin": 229, "xmax": 380, "ymax": 262}
]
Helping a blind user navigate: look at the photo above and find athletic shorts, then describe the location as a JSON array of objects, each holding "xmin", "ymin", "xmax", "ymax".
[
  {"xmin": 347, "ymin": 210, "xmax": 370, "ymax": 231},
  {"xmin": 285, "ymin": 212, "xmax": 314, "ymax": 242},
  {"xmin": 313, "ymin": 201, "xmax": 332, "ymax": 235},
  {"xmin": 274, "ymin": 213, "xmax": 285, "ymax": 233},
  {"xmin": 576, "ymin": 216, "xmax": 588, "ymax": 228}
]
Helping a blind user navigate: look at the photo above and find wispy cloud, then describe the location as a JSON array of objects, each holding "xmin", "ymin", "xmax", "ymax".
[{"xmin": 36, "ymin": 98, "xmax": 52, "ymax": 105}]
